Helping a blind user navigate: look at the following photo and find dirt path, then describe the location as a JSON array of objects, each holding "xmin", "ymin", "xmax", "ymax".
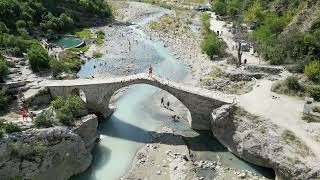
[
  {"xmin": 209, "ymin": 12, "xmax": 265, "ymax": 65},
  {"xmin": 237, "ymin": 79, "xmax": 320, "ymax": 157}
]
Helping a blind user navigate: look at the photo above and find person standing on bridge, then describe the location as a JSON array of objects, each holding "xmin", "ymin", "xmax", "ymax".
[{"xmin": 148, "ymin": 65, "xmax": 153, "ymax": 77}]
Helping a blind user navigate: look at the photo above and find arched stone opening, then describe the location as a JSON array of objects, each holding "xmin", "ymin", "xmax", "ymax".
[
  {"xmin": 103, "ymin": 83, "xmax": 192, "ymax": 125},
  {"xmin": 71, "ymin": 88, "xmax": 87, "ymax": 103}
]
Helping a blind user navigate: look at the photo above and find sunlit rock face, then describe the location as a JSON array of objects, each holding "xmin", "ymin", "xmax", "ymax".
[
  {"xmin": 0, "ymin": 115, "xmax": 98, "ymax": 180},
  {"xmin": 211, "ymin": 105, "xmax": 320, "ymax": 179}
]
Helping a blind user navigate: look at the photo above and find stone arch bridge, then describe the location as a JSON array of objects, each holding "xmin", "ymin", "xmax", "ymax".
[{"xmin": 44, "ymin": 74, "xmax": 232, "ymax": 130}]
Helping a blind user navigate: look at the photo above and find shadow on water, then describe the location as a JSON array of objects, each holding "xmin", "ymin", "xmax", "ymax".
[{"xmin": 71, "ymin": 145, "xmax": 112, "ymax": 180}]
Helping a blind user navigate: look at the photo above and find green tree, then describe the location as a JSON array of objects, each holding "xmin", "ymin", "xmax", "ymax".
[
  {"xmin": 201, "ymin": 32, "xmax": 223, "ymax": 59},
  {"xmin": 212, "ymin": 0, "xmax": 227, "ymax": 16},
  {"xmin": 27, "ymin": 44, "xmax": 50, "ymax": 72},
  {"xmin": 16, "ymin": 20, "xmax": 26, "ymax": 28},
  {"xmin": 244, "ymin": 0, "xmax": 264, "ymax": 24}
]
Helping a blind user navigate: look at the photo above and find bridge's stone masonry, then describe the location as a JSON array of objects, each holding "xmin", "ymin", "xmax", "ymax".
[{"xmin": 44, "ymin": 74, "xmax": 232, "ymax": 130}]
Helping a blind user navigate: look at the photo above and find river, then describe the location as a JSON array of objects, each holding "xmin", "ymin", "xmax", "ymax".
[{"xmin": 72, "ymin": 4, "xmax": 274, "ymax": 180}]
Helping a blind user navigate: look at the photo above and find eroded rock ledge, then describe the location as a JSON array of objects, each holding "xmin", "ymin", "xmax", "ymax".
[
  {"xmin": 211, "ymin": 104, "xmax": 320, "ymax": 179},
  {"xmin": 0, "ymin": 115, "xmax": 98, "ymax": 180}
]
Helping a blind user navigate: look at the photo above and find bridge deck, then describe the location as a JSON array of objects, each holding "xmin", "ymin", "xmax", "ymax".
[{"xmin": 43, "ymin": 73, "xmax": 233, "ymax": 103}]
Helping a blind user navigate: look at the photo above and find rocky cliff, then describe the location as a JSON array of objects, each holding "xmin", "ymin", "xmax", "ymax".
[
  {"xmin": 0, "ymin": 115, "xmax": 98, "ymax": 180},
  {"xmin": 211, "ymin": 104, "xmax": 320, "ymax": 179}
]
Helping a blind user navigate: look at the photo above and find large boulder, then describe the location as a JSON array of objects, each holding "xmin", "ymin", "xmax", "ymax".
[
  {"xmin": 211, "ymin": 104, "xmax": 320, "ymax": 179},
  {"xmin": 73, "ymin": 115, "xmax": 99, "ymax": 151},
  {"xmin": 0, "ymin": 115, "xmax": 99, "ymax": 180}
]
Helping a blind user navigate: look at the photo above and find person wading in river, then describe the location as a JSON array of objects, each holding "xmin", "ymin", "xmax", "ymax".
[
  {"xmin": 148, "ymin": 65, "xmax": 153, "ymax": 77},
  {"xmin": 161, "ymin": 97, "xmax": 164, "ymax": 106}
]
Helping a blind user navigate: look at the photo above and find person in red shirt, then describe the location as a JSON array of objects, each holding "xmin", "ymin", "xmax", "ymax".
[
  {"xmin": 148, "ymin": 65, "xmax": 153, "ymax": 77},
  {"xmin": 22, "ymin": 110, "xmax": 27, "ymax": 121}
]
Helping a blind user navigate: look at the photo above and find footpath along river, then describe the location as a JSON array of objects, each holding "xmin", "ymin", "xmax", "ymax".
[{"xmin": 72, "ymin": 4, "xmax": 274, "ymax": 180}]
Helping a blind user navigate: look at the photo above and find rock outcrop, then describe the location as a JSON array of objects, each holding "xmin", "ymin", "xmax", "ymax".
[
  {"xmin": 0, "ymin": 115, "xmax": 98, "ymax": 180},
  {"xmin": 244, "ymin": 65, "xmax": 283, "ymax": 75},
  {"xmin": 211, "ymin": 104, "xmax": 320, "ymax": 179}
]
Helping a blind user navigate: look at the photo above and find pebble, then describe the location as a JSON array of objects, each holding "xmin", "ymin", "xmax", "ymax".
[
  {"xmin": 156, "ymin": 170, "xmax": 161, "ymax": 175},
  {"xmin": 238, "ymin": 172, "xmax": 246, "ymax": 179}
]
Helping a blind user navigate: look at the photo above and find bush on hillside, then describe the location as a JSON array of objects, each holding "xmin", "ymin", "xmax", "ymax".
[
  {"xmin": 305, "ymin": 85, "xmax": 320, "ymax": 101},
  {"xmin": 49, "ymin": 52, "xmax": 81, "ymax": 77},
  {"xmin": 51, "ymin": 96, "xmax": 65, "ymax": 110},
  {"xmin": 27, "ymin": 44, "xmax": 50, "ymax": 72},
  {"xmin": 285, "ymin": 76, "xmax": 301, "ymax": 91},
  {"xmin": 201, "ymin": 32, "xmax": 224, "ymax": 59},
  {"xmin": 304, "ymin": 61, "xmax": 320, "ymax": 82},
  {"xmin": 56, "ymin": 107, "xmax": 74, "ymax": 126},
  {"xmin": 0, "ymin": 56, "xmax": 8, "ymax": 82},
  {"xmin": 34, "ymin": 111, "xmax": 55, "ymax": 128},
  {"xmin": 212, "ymin": 0, "xmax": 227, "ymax": 16},
  {"xmin": 0, "ymin": 22, "xmax": 8, "ymax": 33},
  {"xmin": 271, "ymin": 76, "xmax": 304, "ymax": 96},
  {"xmin": 201, "ymin": 13, "xmax": 211, "ymax": 35},
  {"xmin": 51, "ymin": 96, "xmax": 85, "ymax": 125},
  {"xmin": 4, "ymin": 122, "xmax": 21, "ymax": 133},
  {"xmin": 0, "ymin": 88, "xmax": 8, "ymax": 113}
]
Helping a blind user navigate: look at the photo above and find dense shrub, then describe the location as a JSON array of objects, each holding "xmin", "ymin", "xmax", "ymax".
[
  {"xmin": 201, "ymin": 13, "xmax": 211, "ymax": 35},
  {"xmin": 56, "ymin": 107, "xmax": 74, "ymax": 126},
  {"xmin": 27, "ymin": 44, "xmax": 50, "ymax": 72},
  {"xmin": 0, "ymin": 22, "xmax": 8, "ymax": 33},
  {"xmin": 0, "ymin": 34, "xmax": 38, "ymax": 57},
  {"xmin": 4, "ymin": 122, "xmax": 21, "ymax": 133},
  {"xmin": 96, "ymin": 30, "xmax": 105, "ymax": 46},
  {"xmin": 0, "ymin": 88, "xmax": 8, "ymax": 113},
  {"xmin": 201, "ymin": 32, "xmax": 224, "ymax": 59},
  {"xmin": 305, "ymin": 85, "xmax": 320, "ymax": 101},
  {"xmin": 0, "ymin": 119, "xmax": 21, "ymax": 133},
  {"xmin": 34, "ymin": 111, "xmax": 55, "ymax": 128},
  {"xmin": 51, "ymin": 96, "xmax": 85, "ymax": 125},
  {"xmin": 51, "ymin": 96, "xmax": 65, "ymax": 109},
  {"xmin": 0, "ymin": 56, "xmax": 8, "ymax": 82},
  {"xmin": 212, "ymin": 0, "xmax": 227, "ymax": 16},
  {"xmin": 271, "ymin": 76, "xmax": 304, "ymax": 96},
  {"xmin": 285, "ymin": 76, "xmax": 301, "ymax": 91},
  {"xmin": 304, "ymin": 61, "xmax": 320, "ymax": 82},
  {"xmin": 49, "ymin": 52, "xmax": 81, "ymax": 77},
  {"xmin": 0, "ymin": 0, "xmax": 112, "ymax": 57},
  {"xmin": 93, "ymin": 51, "xmax": 103, "ymax": 58},
  {"xmin": 200, "ymin": 13, "xmax": 225, "ymax": 59}
]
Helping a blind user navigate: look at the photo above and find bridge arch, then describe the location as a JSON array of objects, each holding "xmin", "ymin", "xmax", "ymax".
[
  {"xmin": 71, "ymin": 88, "xmax": 87, "ymax": 103},
  {"xmin": 101, "ymin": 82, "xmax": 193, "ymax": 124}
]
